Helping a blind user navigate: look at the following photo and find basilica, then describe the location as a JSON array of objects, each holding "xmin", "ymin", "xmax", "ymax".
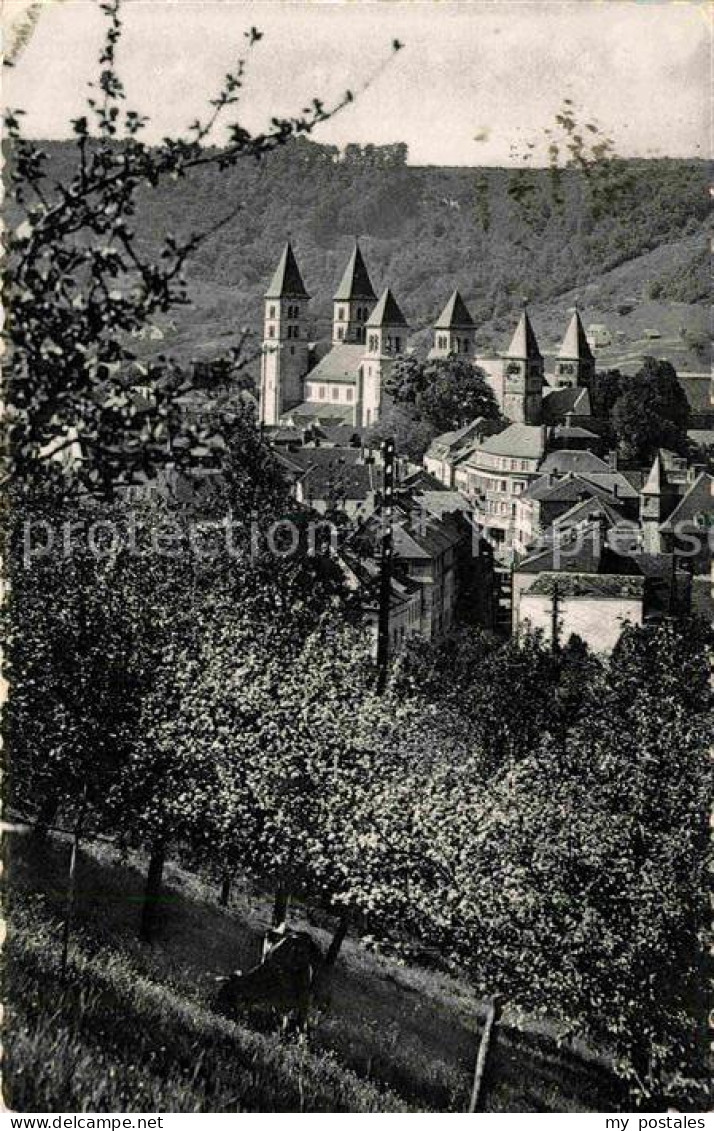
[{"xmin": 258, "ymin": 240, "xmax": 596, "ymax": 433}]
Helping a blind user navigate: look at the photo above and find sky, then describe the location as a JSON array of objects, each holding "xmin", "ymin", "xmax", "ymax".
[{"xmin": 3, "ymin": 0, "xmax": 711, "ymax": 166}]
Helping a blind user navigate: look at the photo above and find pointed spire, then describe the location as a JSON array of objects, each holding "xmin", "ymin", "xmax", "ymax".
[
  {"xmin": 333, "ymin": 241, "xmax": 376, "ymax": 301},
  {"xmin": 435, "ymin": 289, "xmax": 475, "ymax": 329},
  {"xmin": 642, "ymin": 453, "xmax": 666, "ymax": 496},
  {"xmin": 506, "ymin": 304, "xmax": 541, "ymax": 360},
  {"xmin": 367, "ymin": 287, "xmax": 407, "ymax": 328},
  {"xmin": 264, "ymin": 241, "xmax": 309, "ymax": 299},
  {"xmin": 559, "ymin": 307, "xmax": 594, "ymax": 360}
]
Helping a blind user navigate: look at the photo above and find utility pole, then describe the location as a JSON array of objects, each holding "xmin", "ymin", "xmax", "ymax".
[
  {"xmin": 551, "ymin": 579, "xmax": 560, "ymax": 654},
  {"xmin": 376, "ymin": 437, "xmax": 395, "ymax": 694}
]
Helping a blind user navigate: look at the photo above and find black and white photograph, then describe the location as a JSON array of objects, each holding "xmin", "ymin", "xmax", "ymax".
[{"xmin": 2, "ymin": 0, "xmax": 712, "ymax": 1118}]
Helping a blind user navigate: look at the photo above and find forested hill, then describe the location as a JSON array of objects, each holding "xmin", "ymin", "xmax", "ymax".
[{"xmin": 35, "ymin": 139, "xmax": 710, "ymax": 357}]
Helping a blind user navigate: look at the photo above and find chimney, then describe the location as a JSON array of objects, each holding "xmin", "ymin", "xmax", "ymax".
[
  {"xmin": 607, "ymin": 450, "xmax": 618, "ymax": 471},
  {"xmin": 613, "ymin": 483, "xmax": 619, "ymax": 499},
  {"xmin": 565, "ymin": 411, "xmax": 574, "ymax": 428}
]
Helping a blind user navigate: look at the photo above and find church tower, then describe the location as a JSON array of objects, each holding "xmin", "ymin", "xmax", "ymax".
[
  {"xmin": 554, "ymin": 305, "xmax": 595, "ymax": 388},
  {"xmin": 502, "ymin": 304, "xmax": 544, "ymax": 425},
  {"xmin": 360, "ymin": 288, "xmax": 408, "ymax": 428},
  {"xmin": 432, "ymin": 290, "xmax": 476, "ymax": 358},
  {"xmin": 640, "ymin": 453, "xmax": 671, "ymax": 553},
  {"xmin": 332, "ymin": 242, "xmax": 377, "ymax": 345},
  {"xmin": 259, "ymin": 242, "xmax": 310, "ymax": 427}
]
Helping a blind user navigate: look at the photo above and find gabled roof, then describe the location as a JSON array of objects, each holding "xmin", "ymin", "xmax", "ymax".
[
  {"xmin": 522, "ymin": 472, "xmax": 615, "ymax": 505},
  {"xmin": 435, "ymin": 290, "xmax": 475, "ymax": 329},
  {"xmin": 539, "ymin": 449, "xmax": 611, "ymax": 475},
  {"xmin": 425, "ymin": 419, "xmax": 487, "ymax": 460},
  {"xmin": 517, "ymin": 520, "xmax": 642, "ymax": 576},
  {"xmin": 641, "ymin": 453, "xmax": 667, "ymax": 496},
  {"xmin": 552, "ymin": 494, "xmax": 631, "ymax": 531},
  {"xmin": 478, "ymin": 423, "xmax": 547, "ymax": 460},
  {"xmin": 659, "ymin": 472, "xmax": 714, "ymax": 531},
  {"xmin": 505, "ymin": 308, "xmax": 541, "ymax": 360},
  {"xmin": 367, "ymin": 288, "xmax": 408, "ymax": 328},
  {"xmin": 305, "ymin": 343, "xmax": 364, "ymax": 385},
  {"xmin": 333, "ymin": 243, "xmax": 377, "ymax": 302},
  {"xmin": 541, "ymin": 386, "xmax": 592, "ymax": 421},
  {"xmin": 559, "ymin": 309, "xmax": 594, "ymax": 361},
  {"xmin": 265, "ymin": 241, "xmax": 309, "ymax": 299}
]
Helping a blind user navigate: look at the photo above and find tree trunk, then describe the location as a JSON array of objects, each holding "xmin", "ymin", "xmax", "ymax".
[
  {"xmin": 218, "ymin": 873, "xmax": 232, "ymax": 907},
  {"xmin": 272, "ymin": 887, "xmax": 290, "ymax": 928},
  {"xmin": 325, "ymin": 913, "xmax": 349, "ymax": 967},
  {"xmin": 60, "ymin": 790, "xmax": 87, "ymax": 980},
  {"xmin": 139, "ymin": 844, "xmax": 166, "ymax": 944},
  {"xmin": 468, "ymin": 996, "xmax": 501, "ymax": 1113}
]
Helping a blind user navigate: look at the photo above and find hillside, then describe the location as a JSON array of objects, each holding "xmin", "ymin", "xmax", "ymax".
[
  {"xmin": 5, "ymin": 830, "xmax": 622, "ymax": 1113},
  {"xmin": 26, "ymin": 141, "xmax": 711, "ymax": 374}
]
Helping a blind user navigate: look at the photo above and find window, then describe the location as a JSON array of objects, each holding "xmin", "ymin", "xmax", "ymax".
[
  {"xmin": 337, "ymin": 326, "xmax": 344, "ymax": 340},
  {"xmin": 369, "ymin": 333, "xmax": 379, "ymax": 352},
  {"xmin": 346, "ymin": 388, "xmax": 354, "ymax": 402},
  {"xmin": 286, "ymin": 325, "xmax": 292, "ymax": 340},
  {"xmin": 319, "ymin": 387, "xmax": 326, "ymax": 399},
  {"xmin": 339, "ymin": 307, "xmax": 345, "ymax": 320},
  {"xmin": 463, "ymin": 339, "xmax": 469, "ymax": 353},
  {"xmin": 269, "ymin": 305, "xmax": 276, "ymax": 318},
  {"xmin": 268, "ymin": 325, "xmax": 275, "ymax": 338},
  {"xmin": 293, "ymin": 326, "xmax": 299, "ymax": 339},
  {"xmin": 332, "ymin": 387, "xmax": 339, "ymax": 400},
  {"xmin": 394, "ymin": 337, "xmax": 401, "ymax": 353},
  {"xmin": 290, "ymin": 346, "xmax": 295, "ymax": 355}
]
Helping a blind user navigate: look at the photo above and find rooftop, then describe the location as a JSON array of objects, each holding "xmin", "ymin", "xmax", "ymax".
[
  {"xmin": 434, "ymin": 289, "xmax": 476, "ymax": 329},
  {"xmin": 265, "ymin": 241, "xmax": 309, "ymax": 299},
  {"xmin": 333, "ymin": 242, "xmax": 377, "ymax": 302},
  {"xmin": 477, "ymin": 423, "xmax": 547, "ymax": 460},
  {"xmin": 527, "ymin": 572, "xmax": 645, "ymax": 599},
  {"xmin": 659, "ymin": 472, "xmax": 713, "ymax": 531},
  {"xmin": 304, "ymin": 343, "xmax": 364, "ymax": 385},
  {"xmin": 558, "ymin": 309, "xmax": 595, "ymax": 361},
  {"xmin": 367, "ymin": 287, "xmax": 408, "ymax": 329},
  {"xmin": 540, "ymin": 449, "xmax": 611, "ymax": 475},
  {"xmin": 505, "ymin": 308, "xmax": 541, "ymax": 361}
]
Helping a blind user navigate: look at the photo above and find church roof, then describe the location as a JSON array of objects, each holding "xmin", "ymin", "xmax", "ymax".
[
  {"xmin": 367, "ymin": 288, "xmax": 408, "ymax": 328},
  {"xmin": 559, "ymin": 308, "xmax": 594, "ymax": 360},
  {"xmin": 505, "ymin": 308, "xmax": 541, "ymax": 360},
  {"xmin": 333, "ymin": 243, "xmax": 376, "ymax": 301},
  {"xmin": 435, "ymin": 290, "xmax": 475, "ymax": 329},
  {"xmin": 265, "ymin": 241, "xmax": 309, "ymax": 299},
  {"xmin": 306, "ymin": 343, "xmax": 364, "ymax": 385}
]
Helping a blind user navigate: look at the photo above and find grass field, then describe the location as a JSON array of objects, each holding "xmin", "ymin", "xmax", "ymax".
[{"xmin": 3, "ymin": 830, "xmax": 623, "ymax": 1113}]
